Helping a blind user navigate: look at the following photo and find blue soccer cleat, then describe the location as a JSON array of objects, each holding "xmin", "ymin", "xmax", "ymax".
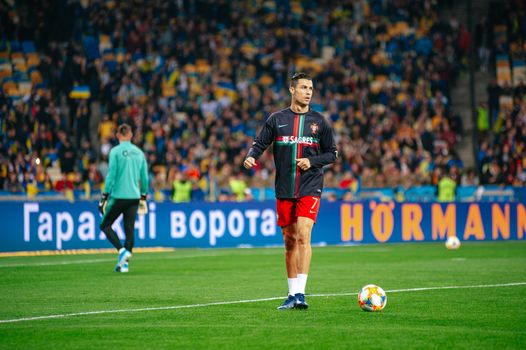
[
  {"xmin": 120, "ymin": 262, "xmax": 129, "ymax": 273},
  {"xmin": 294, "ymin": 293, "xmax": 309, "ymax": 310},
  {"xmin": 115, "ymin": 249, "xmax": 132, "ymax": 272},
  {"xmin": 277, "ymin": 295, "xmax": 297, "ymax": 310}
]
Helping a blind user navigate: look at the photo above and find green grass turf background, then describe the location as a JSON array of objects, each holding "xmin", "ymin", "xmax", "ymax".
[{"xmin": 1, "ymin": 241, "xmax": 525, "ymax": 349}]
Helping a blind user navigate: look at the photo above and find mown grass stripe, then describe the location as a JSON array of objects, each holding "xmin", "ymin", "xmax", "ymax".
[{"xmin": 1, "ymin": 282, "xmax": 524, "ymax": 324}]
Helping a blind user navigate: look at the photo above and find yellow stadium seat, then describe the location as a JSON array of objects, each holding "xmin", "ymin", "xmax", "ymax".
[
  {"xmin": 184, "ymin": 64, "xmax": 196, "ymax": 74},
  {"xmin": 36, "ymin": 88, "xmax": 48, "ymax": 96},
  {"xmin": 103, "ymin": 52, "xmax": 115, "ymax": 62},
  {"xmin": 376, "ymin": 75, "xmax": 388, "ymax": 83},
  {"xmin": 10, "ymin": 52, "xmax": 24, "ymax": 63},
  {"xmin": 2, "ymin": 80, "xmax": 16, "ymax": 91},
  {"xmin": 30, "ymin": 70, "xmax": 43, "ymax": 85},
  {"xmin": 18, "ymin": 81, "xmax": 32, "ymax": 95},
  {"xmin": 137, "ymin": 95, "xmax": 148, "ymax": 104},
  {"xmin": 14, "ymin": 61, "xmax": 28, "ymax": 72},
  {"xmin": 162, "ymin": 85, "xmax": 176, "ymax": 97},
  {"xmin": 99, "ymin": 34, "xmax": 112, "ymax": 52},
  {"xmin": 0, "ymin": 62, "xmax": 12, "ymax": 78},
  {"xmin": 258, "ymin": 74, "xmax": 273, "ymax": 86},
  {"xmin": 26, "ymin": 53, "xmax": 40, "ymax": 67},
  {"xmin": 196, "ymin": 59, "xmax": 208, "ymax": 67},
  {"xmin": 115, "ymin": 51, "xmax": 127, "ymax": 63},
  {"xmin": 5, "ymin": 87, "xmax": 20, "ymax": 97},
  {"xmin": 0, "ymin": 70, "xmax": 11, "ymax": 80}
]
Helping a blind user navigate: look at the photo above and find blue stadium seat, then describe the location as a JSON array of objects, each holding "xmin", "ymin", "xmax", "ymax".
[
  {"xmin": 358, "ymin": 188, "xmax": 395, "ymax": 201},
  {"xmin": 37, "ymin": 191, "xmax": 63, "ymax": 197},
  {"xmin": 404, "ymin": 186, "xmax": 436, "ymax": 202},
  {"xmin": 250, "ymin": 188, "xmax": 261, "ymax": 200},
  {"xmin": 513, "ymin": 187, "xmax": 526, "ymax": 202},
  {"xmin": 323, "ymin": 188, "xmax": 346, "ymax": 200},
  {"xmin": 9, "ymin": 40, "xmax": 21, "ymax": 52},
  {"xmin": 479, "ymin": 186, "xmax": 514, "ymax": 202},
  {"xmin": 456, "ymin": 186, "xmax": 477, "ymax": 202},
  {"xmin": 264, "ymin": 188, "xmax": 276, "ymax": 200},
  {"xmin": 131, "ymin": 52, "xmax": 144, "ymax": 62},
  {"xmin": 82, "ymin": 36, "xmax": 100, "ymax": 61},
  {"xmin": 22, "ymin": 41, "xmax": 36, "ymax": 54}
]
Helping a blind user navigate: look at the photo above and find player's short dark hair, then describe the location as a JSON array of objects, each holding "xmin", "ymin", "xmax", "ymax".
[
  {"xmin": 117, "ymin": 123, "xmax": 132, "ymax": 136},
  {"xmin": 290, "ymin": 72, "xmax": 312, "ymax": 87}
]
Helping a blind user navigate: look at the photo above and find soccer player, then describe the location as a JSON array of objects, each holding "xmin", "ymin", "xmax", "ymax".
[
  {"xmin": 244, "ymin": 73, "xmax": 337, "ymax": 309},
  {"xmin": 99, "ymin": 124, "xmax": 149, "ymax": 273}
]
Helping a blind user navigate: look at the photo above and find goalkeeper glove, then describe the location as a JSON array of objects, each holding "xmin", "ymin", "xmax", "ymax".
[
  {"xmin": 138, "ymin": 194, "xmax": 148, "ymax": 215},
  {"xmin": 98, "ymin": 193, "xmax": 108, "ymax": 215}
]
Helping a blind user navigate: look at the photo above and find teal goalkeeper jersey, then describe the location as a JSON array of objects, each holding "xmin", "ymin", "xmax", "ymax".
[{"xmin": 103, "ymin": 141, "xmax": 149, "ymax": 199}]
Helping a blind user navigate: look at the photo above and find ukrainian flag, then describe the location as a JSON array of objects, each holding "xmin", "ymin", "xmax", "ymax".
[
  {"xmin": 215, "ymin": 81, "xmax": 237, "ymax": 101},
  {"xmin": 69, "ymin": 85, "xmax": 91, "ymax": 99}
]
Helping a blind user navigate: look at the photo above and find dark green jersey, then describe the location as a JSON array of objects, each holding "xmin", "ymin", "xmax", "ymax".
[
  {"xmin": 103, "ymin": 141, "xmax": 148, "ymax": 199},
  {"xmin": 246, "ymin": 108, "xmax": 337, "ymax": 198}
]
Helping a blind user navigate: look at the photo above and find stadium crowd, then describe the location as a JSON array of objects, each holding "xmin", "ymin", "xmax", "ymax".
[
  {"xmin": 0, "ymin": 0, "xmax": 489, "ymax": 201},
  {"xmin": 475, "ymin": 0, "xmax": 526, "ymax": 187}
]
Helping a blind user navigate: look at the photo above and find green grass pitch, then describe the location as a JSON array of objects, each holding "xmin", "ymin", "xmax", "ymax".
[{"xmin": 1, "ymin": 241, "xmax": 525, "ymax": 349}]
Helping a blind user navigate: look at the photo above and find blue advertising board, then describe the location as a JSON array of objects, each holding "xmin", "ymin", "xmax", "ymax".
[{"xmin": 0, "ymin": 200, "xmax": 524, "ymax": 252}]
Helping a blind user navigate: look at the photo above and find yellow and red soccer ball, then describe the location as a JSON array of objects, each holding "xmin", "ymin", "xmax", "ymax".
[{"xmin": 358, "ymin": 284, "xmax": 387, "ymax": 312}]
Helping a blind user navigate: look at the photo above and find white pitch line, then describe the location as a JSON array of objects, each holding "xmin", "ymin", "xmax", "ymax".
[
  {"xmin": 0, "ymin": 247, "xmax": 392, "ymax": 268},
  {"xmin": 0, "ymin": 253, "xmax": 223, "ymax": 268},
  {"xmin": 309, "ymin": 282, "xmax": 526, "ymax": 297},
  {"xmin": 0, "ymin": 258, "xmax": 115, "ymax": 267},
  {"xmin": 1, "ymin": 282, "xmax": 525, "ymax": 324},
  {"xmin": 0, "ymin": 250, "xmax": 289, "ymax": 268}
]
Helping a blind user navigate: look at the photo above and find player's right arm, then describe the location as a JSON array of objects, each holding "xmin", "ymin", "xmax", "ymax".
[
  {"xmin": 103, "ymin": 148, "xmax": 117, "ymax": 195},
  {"xmin": 244, "ymin": 114, "xmax": 276, "ymax": 169}
]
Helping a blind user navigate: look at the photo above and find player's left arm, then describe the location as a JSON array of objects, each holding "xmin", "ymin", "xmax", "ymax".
[
  {"xmin": 136, "ymin": 153, "xmax": 149, "ymax": 215},
  {"xmin": 139, "ymin": 152, "xmax": 149, "ymax": 196},
  {"xmin": 307, "ymin": 119, "xmax": 338, "ymax": 168}
]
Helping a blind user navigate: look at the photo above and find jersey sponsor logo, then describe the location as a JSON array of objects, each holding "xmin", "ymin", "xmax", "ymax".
[
  {"xmin": 275, "ymin": 136, "xmax": 319, "ymax": 146},
  {"xmin": 122, "ymin": 150, "xmax": 140, "ymax": 157}
]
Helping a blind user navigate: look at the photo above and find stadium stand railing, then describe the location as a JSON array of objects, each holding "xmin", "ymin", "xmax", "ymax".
[{"xmin": 0, "ymin": 185, "xmax": 523, "ymax": 203}]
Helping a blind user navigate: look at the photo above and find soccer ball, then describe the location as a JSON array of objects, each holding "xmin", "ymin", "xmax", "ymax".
[
  {"xmin": 358, "ymin": 284, "xmax": 387, "ymax": 312},
  {"xmin": 445, "ymin": 236, "xmax": 461, "ymax": 250}
]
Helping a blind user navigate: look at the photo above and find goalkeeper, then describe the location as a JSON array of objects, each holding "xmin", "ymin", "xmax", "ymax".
[{"xmin": 99, "ymin": 124, "xmax": 149, "ymax": 273}]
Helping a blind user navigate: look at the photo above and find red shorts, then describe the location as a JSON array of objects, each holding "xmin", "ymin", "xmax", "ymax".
[{"xmin": 276, "ymin": 196, "xmax": 321, "ymax": 227}]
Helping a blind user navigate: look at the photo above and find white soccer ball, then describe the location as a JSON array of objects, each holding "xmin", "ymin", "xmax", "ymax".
[
  {"xmin": 358, "ymin": 284, "xmax": 387, "ymax": 312},
  {"xmin": 445, "ymin": 236, "xmax": 461, "ymax": 250}
]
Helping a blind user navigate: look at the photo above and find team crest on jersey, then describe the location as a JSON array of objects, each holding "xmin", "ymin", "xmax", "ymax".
[{"xmin": 310, "ymin": 122, "xmax": 319, "ymax": 135}]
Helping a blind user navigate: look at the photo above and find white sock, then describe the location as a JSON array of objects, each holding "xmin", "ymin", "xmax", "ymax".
[
  {"xmin": 297, "ymin": 274, "xmax": 308, "ymax": 294},
  {"xmin": 287, "ymin": 277, "xmax": 298, "ymax": 296},
  {"xmin": 118, "ymin": 247, "xmax": 125, "ymax": 254}
]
